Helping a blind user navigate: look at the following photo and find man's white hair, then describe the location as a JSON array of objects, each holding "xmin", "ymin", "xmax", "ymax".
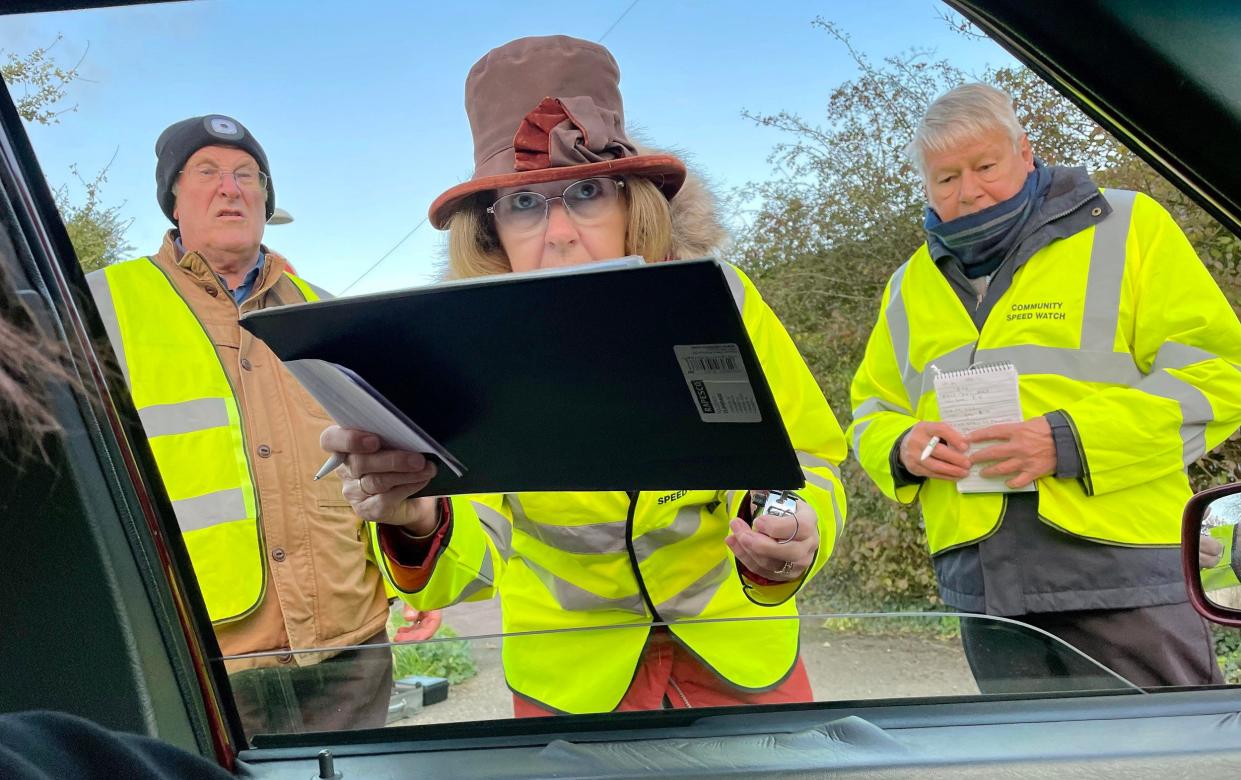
[{"xmin": 905, "ymin": 83, "xmax": 1025, "ymax": 183}]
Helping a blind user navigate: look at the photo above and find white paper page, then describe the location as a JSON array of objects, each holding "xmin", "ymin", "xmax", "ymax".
[
  {"xmin": 932, "ymin": 362, "xmax": 1034, "ymax": 494},
  {"xmin": 285, "ymin": 358, "xmax": 464, "ymax": 476}
]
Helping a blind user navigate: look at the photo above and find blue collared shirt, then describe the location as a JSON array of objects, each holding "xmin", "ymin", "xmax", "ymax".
[
  {"xmin": 175, "ymin": 237, "xmax": 264, "ymax": 304},
  {"xmin": 228, "ymin": 253, "xmax": 265, "ymax": 304}
]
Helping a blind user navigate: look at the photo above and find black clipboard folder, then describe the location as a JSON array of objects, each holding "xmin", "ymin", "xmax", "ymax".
[{"xmin": 239, "ymin": 258, "xmax": 803, "ymax": 496}]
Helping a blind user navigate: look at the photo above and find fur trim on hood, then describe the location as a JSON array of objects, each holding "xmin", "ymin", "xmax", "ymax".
[{"xmin": 636, "ymin": 144, "xmax": 730, "ymax": 260}]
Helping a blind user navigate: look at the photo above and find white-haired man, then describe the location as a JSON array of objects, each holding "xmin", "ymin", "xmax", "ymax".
[{"xmin": 849, "ymin": 83, "xmax": 1241, "ymax": 690}]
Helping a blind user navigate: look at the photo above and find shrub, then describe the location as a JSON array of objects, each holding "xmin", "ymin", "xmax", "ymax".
[{"xmin": 388, "ymin": 612, "xmax": 479, "ymax": 685}]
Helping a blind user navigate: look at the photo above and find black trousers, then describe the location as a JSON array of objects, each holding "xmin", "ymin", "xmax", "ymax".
[
  {"xmin": 960, "ymin": 602, "xmax": 1225, "ymax": 695},
  {"xmin": 227, "ymin": 630, "xmax": 393, "ymax": 739}
]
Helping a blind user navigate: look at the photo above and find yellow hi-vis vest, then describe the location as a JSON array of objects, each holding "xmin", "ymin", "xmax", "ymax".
[
  {"xmin": 849, "ymin": 190, "xmax": 1241, "ymax": 555},
  {"xmin": 88, "ymin": 257, "xmax": 320, "ymax": 622},
  {"xmin": 378, "ymin": 264, "xmax": 849, "ymax": 714}
]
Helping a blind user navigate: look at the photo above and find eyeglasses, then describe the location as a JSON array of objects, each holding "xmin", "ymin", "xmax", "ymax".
[
  {"xmin": 487, "ymin": 177, "xmax": 625, "ymax": 233},
  {"xmin": 180, "ymin": 165, "xmax": 269, "ymax": 192}
]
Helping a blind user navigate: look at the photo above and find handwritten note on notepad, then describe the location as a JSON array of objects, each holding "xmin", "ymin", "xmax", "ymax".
[{"xmin": 932, "ymin": 362, "xmax": 1034, "ymax": 494}]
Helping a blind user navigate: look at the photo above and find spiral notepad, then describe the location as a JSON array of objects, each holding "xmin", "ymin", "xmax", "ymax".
[{"xmin": 932, "ymin": 361, "xmax": 1035, "ymax": 494}]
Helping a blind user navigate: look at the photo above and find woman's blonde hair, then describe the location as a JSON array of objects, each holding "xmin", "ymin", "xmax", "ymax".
[{"xmin": 444, "ymin": 175, "xmax": 675, "ymax": 280}]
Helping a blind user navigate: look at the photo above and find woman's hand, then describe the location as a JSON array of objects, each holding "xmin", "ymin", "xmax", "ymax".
[
  {"xmin": 319, "ymin": 425, "xmax": 439, "ymax": 533},
  {"xmin": 724, "ymin": 495, "xmax": 818, "ymax": 582}
]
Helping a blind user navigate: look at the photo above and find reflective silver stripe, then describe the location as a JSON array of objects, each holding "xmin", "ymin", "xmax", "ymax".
[
  {"xmin": 803, "ymin": 468, "xmax": 836, "ymax": 494},
  {"xmin": 457, "ymin": 575, "xmax": 492, "ymax": 602},
  {"xmin": 633, "ymin": 505, "xmax": 701, "ymax": 562},
  {"xmin": 172, "ymin": 488, "xmax": 247, "ymax": 533},
  {"xmin": 137, "ymin": 397, "xmax": 229, "ymax": 438},
  {"xmin": 851, "ymin": 418, "xmax": 872, "ymax": 456},
  {"xmin": 306, "ymin": 281, "xmax": 333, "ymax": 300},
  {"xmin": 86, "ymin": 268, "xmax": 130, "ymax": 386},
  {"xmin": 656, "ymin": 558, "xmax": 731, "ymax": 620},
  {"xmin": 899, "ymin": 341, "xmax": 973, "ymax": 413},
  {"xmin": 719, "ymin": 263, "xmax": 746, "ymax": 311},
  {"xmin": 509, "ymin": 496, "xmax": 627, "ymax": 555},
  {"xmin": 974, "ymin": 344, "xmax": 1143, "ymax": 385},
  {"xmin": 725, "ymin": 490, "xmax": 737, "ymax": 510},
  {"xmin": 1080, "ymin": 189, "xmax": 1136, "ymax": 352},
  {"xmin": 883, "ymin": 263, "xmax": 917, "ymax": 407},
  {"xmin": 473, "ymin": 500, "xmax": 513, "ymax": 560},
  {"xmin": 853, "ymin": 396, "xmax": 910, "ymax": 421},
  {"xmin": 456, "ymin": 544, "xmax": 498, "ymax": 601},
  {"xmin": 796, "ymin": 450, "xmax": 841, "ymax": 480},
  {"xmin": 825, "ymin": 477, "xmax": 845, "ymax": 538},
  {"xmin": 1141, "ymin": 371, "xmax": 1213, "ymax": 465},
  {"xmin": 454, "ymin": 545, "xmax": 496, "ymax": 600},
  {"xmin": 1153, "ymin": 342, "xmax": 1220, "ymax": 372},
  {"xmin": 924, "ymin": 342, "xmax": 975, "ymax": 378},
  {"xmin": 522, "ymin": 558, "xmax": 647, "ymax": 614},
  {"xmin": 912, "ymin": 344, "xmax": 1143, "ymax": 389}
]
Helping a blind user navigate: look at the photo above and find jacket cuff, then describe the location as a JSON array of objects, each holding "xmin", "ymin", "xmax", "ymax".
[
  {"xmin": 891, "ymin": 428, "xmax": 926, "ymax": 487},
  {"xmin": 1045, "ymin": 410, "xmax": 1084, "ymax": 479},
  {"xmin": 377, "ymin": 498, "xmax": 453, "ymax": 592}
]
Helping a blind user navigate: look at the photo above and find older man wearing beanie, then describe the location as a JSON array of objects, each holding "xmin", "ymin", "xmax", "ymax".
[
  {"xmin": 849, "ymin": 83, "xmax": 1241, "ymax": 692},
  {"xmin": 85, "ymin": 114, "xmax": 439, "ymax": 736}
]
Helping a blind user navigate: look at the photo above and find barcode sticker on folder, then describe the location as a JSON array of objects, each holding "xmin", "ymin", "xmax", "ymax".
[{"xmin": 674, "ymin": 344, "xmax": 761, "ymax": 423}]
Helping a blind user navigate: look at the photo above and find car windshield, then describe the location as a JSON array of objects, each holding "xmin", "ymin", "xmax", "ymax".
[
  {"xmin": 226, "ymin": 610, "xmax": 1140, "ymax": 743},
  {"xmin": 4, "ymin": 0, "xmax": 1238, "ymax": 750}
]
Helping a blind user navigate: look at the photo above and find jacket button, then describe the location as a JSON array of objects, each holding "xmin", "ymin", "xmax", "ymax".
[
  {"xmin": 240, "ymin": 358, "xmax": 253, "ymax": 371},
  {"xmin": 272, "ymin": 547, "xmax": 286, "ymax": 562},
  {"xmin": 277, "ymin": 653, "xmax": 293, "ymax": 664},
  {"xmin": 257, "ymin": 444, "xmax": 272, "ymax": 458},
  {"xmin": 205, "ymin": 285, "xmax": 219, "ymax": 297},
  {"xmin": 1091, "ymin": 207, "xmax": 1103, "ymax": 217}
]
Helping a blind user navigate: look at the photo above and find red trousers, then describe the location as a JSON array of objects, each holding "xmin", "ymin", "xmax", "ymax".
[{"xmin": 513, "ymin": 627, "xmax": 813, "ymax": 717}]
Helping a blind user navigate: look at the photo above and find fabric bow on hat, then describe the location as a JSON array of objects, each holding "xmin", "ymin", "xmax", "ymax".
[{"xmin": 513, "ymin": 96, "xmax": 637, "ymax": 173}]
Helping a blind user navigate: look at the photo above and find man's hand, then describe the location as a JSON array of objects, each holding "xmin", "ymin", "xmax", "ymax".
[
  {"xmin": 899, "ymin": 421, "xmax": 971, "ymax": 481},
  {"xmin": 1200, "ymin": 534, "xmax": 1224, "ymax": 569},
  {"xmin": 724, "ymin": 498, "xmax": 818, "ymax": 583},
  {"xmin": 969, "ymin": 417, "xmax": 1056, "ymax": 489},
  {"xmin": 393, "ymin": 605, "xmax": 442, "ymax": 642},
  {"xmin": 319, "ymin": 425, "xmax": 439, "ymax": 532}
]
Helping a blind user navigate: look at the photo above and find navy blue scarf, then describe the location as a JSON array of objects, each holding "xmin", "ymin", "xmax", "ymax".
[{"xmin": 924, "ymin": 163, "xmax": 1052, "ymax": 279}]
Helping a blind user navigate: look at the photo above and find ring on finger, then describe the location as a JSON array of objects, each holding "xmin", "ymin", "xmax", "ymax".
[{"xmin": 777, "ymin": 513, "xmax": 799, "ymax": 544}]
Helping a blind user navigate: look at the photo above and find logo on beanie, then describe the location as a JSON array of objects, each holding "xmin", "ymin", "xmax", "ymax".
[{"xmin": 207, "ymin": 116, "xmax": 240, "ymax": 138}]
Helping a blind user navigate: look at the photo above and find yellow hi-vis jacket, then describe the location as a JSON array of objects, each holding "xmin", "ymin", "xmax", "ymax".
[
  {"xmin": 849, "ymin": 190, "xmax": 1241, "ymax": 556},
  {"xmin": 88, "ymin": 255, "xmax": 320, "ymax": 623},
  {"xmin": 379, "ymin": 264, "xmax": 848, "ymax": 714}
]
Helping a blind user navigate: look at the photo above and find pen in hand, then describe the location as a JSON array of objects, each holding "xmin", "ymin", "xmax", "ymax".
[
  {"xmin": 919, "ymin": 435, "xmax": 942, "ymax": 463},
  {"xmin": 314, "ymin": 452, "xmax": 345, "ymax": 481}
]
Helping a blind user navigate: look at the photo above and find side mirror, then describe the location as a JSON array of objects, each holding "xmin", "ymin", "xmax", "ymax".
[{"xmin": 1183, "ymin": 481, "xmax": 1241, "ymax": 627}]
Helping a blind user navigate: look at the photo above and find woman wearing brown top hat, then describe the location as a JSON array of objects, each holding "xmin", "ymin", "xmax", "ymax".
[{"xmin": 322, "ymin": 35, "xmax": 849, "ymax": 716}]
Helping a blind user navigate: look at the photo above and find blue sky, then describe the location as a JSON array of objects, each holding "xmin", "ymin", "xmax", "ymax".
[{"xmin": 2, "ymin": 0, "xmax": 1013, "ymax": 295}]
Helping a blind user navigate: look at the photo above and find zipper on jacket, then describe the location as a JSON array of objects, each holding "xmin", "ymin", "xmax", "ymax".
[
  {"xmin": 971, "ymin": 189, "xmax": 1103, "ymax": 334},
  {"xmin": 624, "ymin": 491, "xmax": 664, "ymax": 623}
]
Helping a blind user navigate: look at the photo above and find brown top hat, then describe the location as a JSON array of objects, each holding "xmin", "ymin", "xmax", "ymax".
[{"xmin": 428, "ymin": 35, "xmax": 687, "ymax": 229}]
